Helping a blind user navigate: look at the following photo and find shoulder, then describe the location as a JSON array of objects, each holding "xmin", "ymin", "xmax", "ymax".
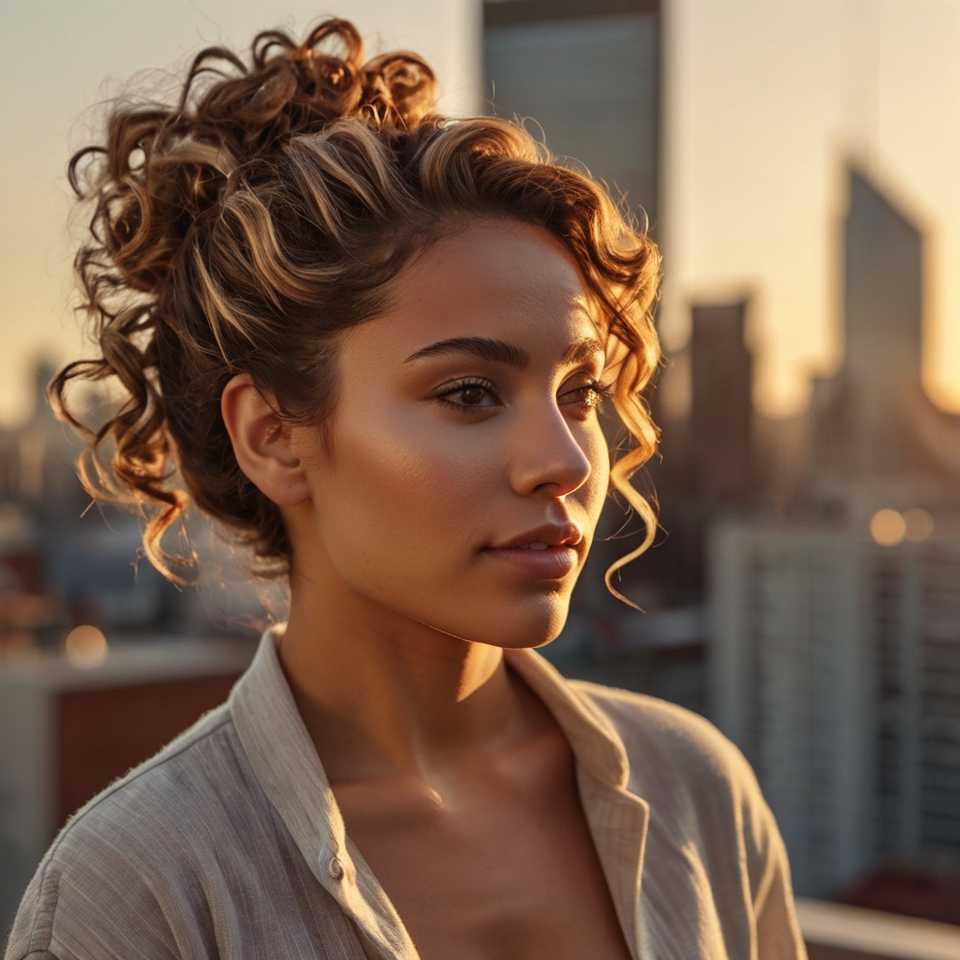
[
  {"xmin": 5, "ymin": 704, "xmax": 248, "ymax": 960},
  {"xmin": 567, "ymin": 679, "xmax": 779, "ymax": 863},
  {"xmin": 569, "ymin": 679, "xmax": 804, "ymax": 948},
  {"xmin": 569, "ymin": 679, "xmax": 756, "ymax": 794},
  {"xmin": 53, "ymin": 700, "xmax": 242, "ymax": 853}
]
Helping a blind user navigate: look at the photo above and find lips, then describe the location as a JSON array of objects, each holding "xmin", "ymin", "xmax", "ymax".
[
  {"xmin": 483, "ymin": 521, "xmax": 584, "ymax": 579},
  {"xmin": 488, "ymin": 521, "xmax": 584, "ymax": 551}
]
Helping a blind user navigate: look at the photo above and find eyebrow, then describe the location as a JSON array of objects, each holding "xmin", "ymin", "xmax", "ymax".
[{"xmin": 404, "ymin": 336, "xmax": 604, "ymax": 369}]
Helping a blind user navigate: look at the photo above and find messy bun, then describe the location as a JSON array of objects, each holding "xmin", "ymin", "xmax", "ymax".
[{"xmin": 52, "ymin": 17, "xmax": 661, "ymax": 595}]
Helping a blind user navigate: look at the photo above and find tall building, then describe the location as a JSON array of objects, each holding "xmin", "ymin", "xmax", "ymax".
[
  {"xmin": 623, "ymin": 298, "xmax": 757, "ymax": 608},
  {"xmin": 710, "ymin": 520, "xmax": 960, "ymax": 897},
  {"xmin": 483, "ymin": 0, "xmax": 660, "ymax": 231},
  {"xmin": 843, "ymin": 172, "xmax": 922, "ymax": 404},
  {"xmin": 873, "ymin": 540, "xmax": 960, "ymax": 867},
  {"xmin": 710, "ymin": 520, "xmax": 873, "ymax": 896},
  {"xmin": 689, "ymin": 301, "xmax": 754, "ymax": 506},
  {"xmin": 810, "ymin": 169, "xmax": 959, "ymax": 499}
]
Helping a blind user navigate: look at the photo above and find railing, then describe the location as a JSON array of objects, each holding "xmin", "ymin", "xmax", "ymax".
[{"xmin": 796, "ymin": 899, "xmax": 960, "ymax": 960}]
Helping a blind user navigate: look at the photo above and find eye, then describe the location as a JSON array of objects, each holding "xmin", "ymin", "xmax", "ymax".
[
  {"xmin": 559, "ymin": 378, "xmax": 612, "ymax": 412},
  {"xmin": 434, "ymin": 377, "xmax": 502, "ymax": 412}
]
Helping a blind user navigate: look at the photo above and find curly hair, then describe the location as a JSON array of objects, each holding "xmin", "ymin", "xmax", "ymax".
[{"xmin": 51, "ymin": 17, "xmax": 662, "ymax": 599}]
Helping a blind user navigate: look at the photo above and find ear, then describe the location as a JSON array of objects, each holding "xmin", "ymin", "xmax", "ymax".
[{"xmin": 220, "ymin": 374, "xmax": 311, "ymax": 507}]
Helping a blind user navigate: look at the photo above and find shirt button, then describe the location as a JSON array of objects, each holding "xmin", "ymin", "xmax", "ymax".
[{"xmin": 327, "ymin": 855, "xmax": 344, "ymax": 880}]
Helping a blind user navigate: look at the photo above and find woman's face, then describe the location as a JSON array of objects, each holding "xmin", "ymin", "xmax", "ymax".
[{"xmin": 291, "ymin": 219, "xmax": 611, "ymax": 648}]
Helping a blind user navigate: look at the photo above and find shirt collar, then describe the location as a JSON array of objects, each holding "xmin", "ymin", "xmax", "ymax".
[
  {"xmin": 502, "ymin": 646, "xmax": 631, "ymax": 789},
  {"xmin": 230, "ymin": 625, "xmax": 418, "ymax": 959},
  {"xmin": 505, "ymin": 647, "xmax": 652, "ymax": 959},
  {"xmin": 230, "ymin": 626, "xmax": 648, "ymax": 960}
]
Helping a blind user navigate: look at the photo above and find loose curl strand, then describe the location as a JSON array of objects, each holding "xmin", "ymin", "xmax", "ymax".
[{"xmin": 51, "ymin": 18, "xmax": 661, "ymax": 600}]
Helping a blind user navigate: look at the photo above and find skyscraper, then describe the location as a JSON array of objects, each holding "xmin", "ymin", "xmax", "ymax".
[
  {"xmin": 843, "ymin": 171, "xmax": 923, "ymax": 404},
  {"xmin": 709, "ymin": 520, "xmax": 873, "ymax": 896},
  {"xmin": 689, "ymin": 301, "xmax": 754, "ymax": 506},
  {"xmin": 710, "ymin": 521, "xmax": 960, "ymax": 897},
  {"xmin": 810, "ymin": 169, "xmax": 955, "ymax": 493},
  {"xmin": 483, "ymin": 0, "xmax": 660, "ymax": 232}
]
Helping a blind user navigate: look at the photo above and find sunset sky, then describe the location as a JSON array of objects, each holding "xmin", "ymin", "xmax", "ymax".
[
  {"xmin": 661, "ymin": 0, "xmax": 960, "ymax": 418},
  {"xmin": 1, "ymin": 0, "xmax": 959, "ymax": 423}
]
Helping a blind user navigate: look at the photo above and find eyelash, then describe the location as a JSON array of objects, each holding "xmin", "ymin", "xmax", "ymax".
[
  {"xmin": 434, "ymin": 377, "xmax": 612, "ymax": 414},
  {"xmin": 568, "ymin": 379, "xmax": 614, "ymax": 409},
  {"xmin": 433, "ymin": 377, "xmax": 497, "ymax": 412}
]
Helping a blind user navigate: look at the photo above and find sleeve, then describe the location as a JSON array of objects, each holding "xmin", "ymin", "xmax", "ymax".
[
  {"xmin": 742, "ymin": 777, "xmax": 808, "ymax": 960},
  {"xmin": 4, "ymin": 863, "xmax": 57, "ymax": 960},
  {"xmin": 4, "ymin": 855, "xmax": 182, "ymax": 960}
]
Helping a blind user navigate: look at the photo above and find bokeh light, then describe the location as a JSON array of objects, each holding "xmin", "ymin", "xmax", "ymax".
[
  {"xmin": 903, "ymin": 508, "xmax": 934, "ymax": 543},
  {"xmin": 870, "ymin": 509, "xmax": 906, "ymax": 547},
  {"xmin": 65, "ymin": 625, "xmax": 108, "ymax": 668}
]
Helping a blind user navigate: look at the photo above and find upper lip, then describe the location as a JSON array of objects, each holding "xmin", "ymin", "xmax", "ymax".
[{"xmin": 487, "ymin": 521, "xmax": 585, "ymax": 551}]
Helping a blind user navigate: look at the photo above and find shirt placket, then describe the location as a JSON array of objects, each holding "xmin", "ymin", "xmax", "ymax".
[
  {"xmin": 311, "ymin": 832, "xmax": 421, "ymax": 960},
  {"xmin": 576, "ymin": 763, "xmax": 652, "ymax": 960}
]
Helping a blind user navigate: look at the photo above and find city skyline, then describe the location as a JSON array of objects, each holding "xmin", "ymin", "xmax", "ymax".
[
  {"xmin": 708, "ymin": 163, "xmax": 960, "ymax": 906},
  {"xmin": 4, "ymin": 0, "xmax": 960, "ymax": 426}
]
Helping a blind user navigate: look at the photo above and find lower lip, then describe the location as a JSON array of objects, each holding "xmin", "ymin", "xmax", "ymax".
[{"xmin": 482, "ymin": 546, "xmax": 579, "ymax": 579}]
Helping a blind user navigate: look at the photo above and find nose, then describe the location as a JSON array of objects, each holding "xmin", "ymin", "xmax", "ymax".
[{"xmin": 508, "ymin": 399, "xmax": 596, "ymax": 498}]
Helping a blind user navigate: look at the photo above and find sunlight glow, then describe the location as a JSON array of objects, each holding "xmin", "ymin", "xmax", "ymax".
[
  {"xmin": 65, "ymin": 624, "xmax": 108, "ymax": 668},
  {"xmin": 870, "ymin": 509, "xmax": 906, "ymax": 547}
]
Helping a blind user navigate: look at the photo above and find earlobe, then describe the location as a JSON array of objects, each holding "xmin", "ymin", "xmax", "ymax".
[{"xmin": 220, "ymin": 374, "xmax": 311, "ymax": 507}]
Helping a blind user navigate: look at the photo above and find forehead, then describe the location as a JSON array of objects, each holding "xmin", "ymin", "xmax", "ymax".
[{"xmin": 378, "ymin": 219, "xmax": 601, "ymax": 354}]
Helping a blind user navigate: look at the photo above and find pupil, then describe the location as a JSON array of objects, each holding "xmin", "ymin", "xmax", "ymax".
[{"xmin": 462, "ymin": 387, "xmax": 484, "ymax": 404}]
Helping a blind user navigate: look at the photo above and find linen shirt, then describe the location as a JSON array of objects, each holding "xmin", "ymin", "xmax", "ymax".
[{"xmin": 5, "ymin": 628, "xmax": 806, "ymax": 960}]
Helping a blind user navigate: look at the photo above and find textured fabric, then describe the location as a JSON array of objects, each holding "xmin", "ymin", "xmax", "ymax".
[{"xmin": 5, "ymin": 628, "xmax": 807, "ymax": 960}]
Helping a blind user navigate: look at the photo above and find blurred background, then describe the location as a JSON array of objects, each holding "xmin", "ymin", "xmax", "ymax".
[{"xmin": 3, "ymin": 1, "xmax": 960, "ymax": 956}]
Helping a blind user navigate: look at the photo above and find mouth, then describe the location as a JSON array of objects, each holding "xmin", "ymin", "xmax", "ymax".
[
  {"xmin": 489, "ymin": 521, "xmax": 584, "ymax": 553},
  {"xmin": 481, "ymin": 539, "xmax": 581, "ymax": 580},
  {"xmin": 482, "ymin": 520, "xmax": 585, "ymax": 579}
]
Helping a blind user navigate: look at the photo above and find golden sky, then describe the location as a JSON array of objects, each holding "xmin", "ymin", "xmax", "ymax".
[
  {"xmin": 661, "ymin": 0, "xmax": 960, "ymax": 417},
  {"xmin": 1, "ymin": 0, "xmax": 959, "ymax": 423}
]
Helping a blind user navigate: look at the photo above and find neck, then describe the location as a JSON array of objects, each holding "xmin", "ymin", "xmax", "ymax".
[{"xmin": 278, "ymin": 564, "xmax": 540, "ymax": 786}]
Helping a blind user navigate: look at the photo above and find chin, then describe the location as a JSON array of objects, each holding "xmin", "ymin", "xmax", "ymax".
[{"xmin": 425, "ymin": 591, "xmax": 573, "ymax": 651}]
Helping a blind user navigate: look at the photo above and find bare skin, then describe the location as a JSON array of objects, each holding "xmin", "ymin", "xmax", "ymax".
[
  {"xmin": 284, "ymin": 641, "xmax": 631, "ymax": 960},
  {"xmin": 222, "ymin": 220, "xmax": 633, "ymax": 959}
]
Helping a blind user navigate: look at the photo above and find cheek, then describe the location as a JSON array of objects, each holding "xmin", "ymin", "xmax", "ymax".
[
  {"xmin": 580, "ymin": 424, "xmax": 611, "ymax": 524},
  {"xmin": 305, "ymin": 399, "xmax": 612, "ymax": 647},
  {"xmin": 312, "ymin": 411, "xmax": 496, "ymax": 581}
]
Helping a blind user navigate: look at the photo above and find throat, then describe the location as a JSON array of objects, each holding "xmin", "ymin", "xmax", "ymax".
[{"xmin": 278, "ymin": 616, "xmax": 536, "ymax": 784}]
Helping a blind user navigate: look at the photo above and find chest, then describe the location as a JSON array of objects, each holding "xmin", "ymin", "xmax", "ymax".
[{"xmin": 333, "ymin": 732, "xmax": 634, "ymax": 960}]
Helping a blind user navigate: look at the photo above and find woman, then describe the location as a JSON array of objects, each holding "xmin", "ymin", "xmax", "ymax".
[{"xmin": 5, "ymin": 18, "xmax": 805, "ymax": 960}]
